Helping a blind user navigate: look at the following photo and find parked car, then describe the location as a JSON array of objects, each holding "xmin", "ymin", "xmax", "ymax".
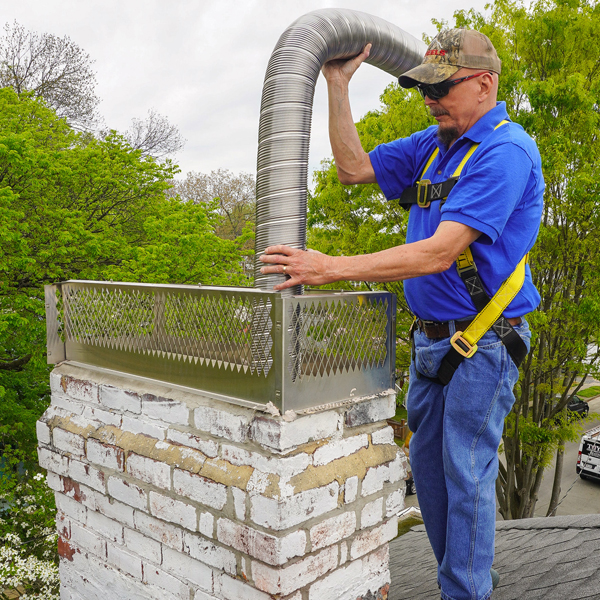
[
  {"xmin": 576, "ymin": 425, "xmax": 600, "ymax": 481},
  {"xmin": 567, "ymin": 395, "xmax": 590, "ymax": 418}
]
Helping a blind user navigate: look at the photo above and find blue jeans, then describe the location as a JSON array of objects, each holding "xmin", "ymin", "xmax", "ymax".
[{"xmin": 407, "ymin": 319, "xmax": 530, "ymax": 600}]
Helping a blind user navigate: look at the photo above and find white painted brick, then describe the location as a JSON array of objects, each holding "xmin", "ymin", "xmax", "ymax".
[
  {"xmin": 87, "ymin": 509, "xmax": 124, "ymax": 543},
  {"xmin": 371, "ymin": 426, "xmax": 395, "ymax": 445},
  {"xmin": 56, "ymin": 510, "xmax": 71, "ymax": 539},
  {"xmin": 232, "ymin": 486, "xmax": 246, "ymax": 520},
  {"xmin": 250, "ymin": 411, "xmax": 341, "ymax": 452},
  {"xmin": 144, "ymin": 565, "xmax": 190, "ymax": 600},
  {"xmin": 361, "ymin": 463, "xmax": 388, "ymax": 498},
  {"xmin": 310, "ymin": 512, "xmax": 356, "ymax": 550},
  {"xmin": 108, "ymin": 476, "xmax": 148, "ymax": 510},
  {"xmin": 150, "ymin": 491, "xmax": 197, "ymax": 531},
  {"xmin": 126, "ymin": 454, "xmax": 171, "ymax": 490},
  {"xmin": 385, "ymin": 488, "xmax": 405, "ymax": 517},
  {"xmin": 107, "ymin": 542, "xmax": 142, "ymax": 578},
  {"xmin": 53, "ymin": 428, "xmax": 86, "ymax": 458},
  {"xmin": 194, "ymin": 590, "xmax": 218, "ymax": 600},
  {"xmin": 183, "ymin": 531, "xmax": 236, "ymax": 574},
  {"xmin": 60, "ymin": 375, "xmax": 100, "ymax": 404},
  {"xmin": 100, "ymin": 385, "xmax": 141, "ymax": 414},
  {"xmin": 92, "ymin": 492, "xmax": 135, "ymax": 528},
  {"xmin": 55, "ymin": 493, "xmax": 87, "ymax": 524},
  {"xmin": 252, "ymin": 545, "xmax": 338, "ymax": 596},
  {"xmin": 344, "ymin": 476, "xmax": 359, "ymax": 504},
  {"xmin": 46, "ymin": 471, "xmax": 62, "ymax": 492},
  {"xmin": 345, "ymin": 393, "xmax": 395, "ymax": 428},
  {"xmin": 361, "ymin": 497, "xmax": 383, "ymax": 529},
  {"xmin": 122, "ymin": 415, "xmax": 167, "ymax": 440},
  {"xmin": 313, "ymin": 434, "xmax": 368, "ymax": 466},
  {"xmin": 38, "ymin": 447, "xmax": 69, "ymax": 477},
  {"xmin": 217, "ymin": 518, "xmax": 306, "ymax": 566},
  {"xmin": 199, "ymin": 512, "xmax": 214, "ymax": 538},
  {"xmin": 124, "ymin": 527, "xmax": 161, "ymax": 564},
  {"xmin": 350, "ymin": 517, "xmax": 398, "ymax": 560},
  {"xmin": 36, "ymin": 420, "xmax": 51, "ymax": 445},
  {"xmin": 69, "ymin": 458, "xmax": 106, "ymax": 493},
  {"xmin": 388, "ymin": 455, "xmax": 406, "ymax": 483},
  {"xmin": 221, "ymin": 445, "xmax": 311, "ymax": 478},
  {"xmin": 250, "ymin": 482, "xmax": 339, "ymax": 531},
  {"xmin": 87, "ymin": 439, "xmax": 124, "ymax": 471},
  {"xmin": 173, "ymin": 468, "xmax": 227, "ymax": 510},
  {"xmin": 308, "ymin": 546, "xmax": 390, "ymax": 600},
  {"xmin": 50, "ymin": 370, "xmax": 63, "ymax": 396},
  {"xmin": 134, "ymin": 510, "xmax": 183, "ymax": 550},
  {"xmin": 166, "ymin": 429, "xmax": 218, "ymax": 457},
  {"xmin": 194, "ymin": 405, "xmax": 250, "ymax": 443},
  {"xmin": 217, "ymin": 574, "xmax": 273, "ymax": 600},
  {"xmin": 82, "ymin": 405, "xmax": 122, "ymax": 427},
  {"xmin": 162, "ymin": 546, "xmax": 214, "ymax": 591},
  {"xmin": 247, "ymin": 470, "xmax": 272, "ymax": 495},
  {"xmin": 50, "ymin": 394, "xmax": 85, "ymax": 415},
  {"xmin": 70, "ymin": 520, "xmax": 107, "ymax": 558},
  {"xmin": 340, "ymin": 541, "xmax": 348, "ymax": 565},
  {"xmin": 142, "ymin": 394, "xmax": 189, "ymax": 425}
]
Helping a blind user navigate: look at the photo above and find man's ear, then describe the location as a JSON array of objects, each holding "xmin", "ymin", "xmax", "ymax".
[{"xmin": 479, "ymin": 72, "xmax": 495, "ymax": 103}]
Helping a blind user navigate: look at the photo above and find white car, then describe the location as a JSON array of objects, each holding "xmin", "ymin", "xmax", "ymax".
[{"xmin": 576, "ymin": 425, "xmax": 600, "ymax": 481}]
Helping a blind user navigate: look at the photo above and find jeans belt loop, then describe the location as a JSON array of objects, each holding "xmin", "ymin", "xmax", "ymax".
[{"xmin": 448, "ymin": 319, "xmax": 457, "ymax": 337}]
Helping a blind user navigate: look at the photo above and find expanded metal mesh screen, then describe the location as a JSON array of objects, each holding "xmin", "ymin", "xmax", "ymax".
[
  {"xmin": 56, "ymin": 283, "xmax": 274, "ymax": 376},
  {"xmin": 45, "ymin": 282, "xmax": 395, "ymax": 411},
  {"xmin": 287, "ymin": 298, "xmax": 389, "ymax": 382}
]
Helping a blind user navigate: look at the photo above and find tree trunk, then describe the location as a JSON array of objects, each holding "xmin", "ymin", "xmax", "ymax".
[{"xmin": 546, "ymin": 446, "xmax": 565, "ymax": 517}]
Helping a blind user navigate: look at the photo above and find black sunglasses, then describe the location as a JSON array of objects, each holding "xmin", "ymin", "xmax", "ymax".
[{"xmin": 416, "ymin": 71, "xmax": 493, "ymax": 100}]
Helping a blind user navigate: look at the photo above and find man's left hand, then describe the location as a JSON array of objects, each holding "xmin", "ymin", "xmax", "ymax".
[{"xmin": 259, "ymin": 246, "xmax": 335, "ymax": 291}]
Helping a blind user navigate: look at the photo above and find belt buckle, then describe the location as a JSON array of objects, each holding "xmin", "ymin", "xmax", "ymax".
[
  {"xmin": 450, "ymin": 331, "xmax": 478, "ymax": 358},
  {"xmin": 416, "ymin": 179, "xmax": 431, "ymax": 208}
]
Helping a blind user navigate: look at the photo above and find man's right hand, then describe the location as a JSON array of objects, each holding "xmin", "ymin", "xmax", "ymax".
[{"xmin": 321, "ymin": 43, "xmax": 372, "ymax": 84}]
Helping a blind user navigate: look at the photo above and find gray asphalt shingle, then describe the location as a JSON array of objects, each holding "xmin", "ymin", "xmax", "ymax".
[{"xmin": 389, "ymin": 515, "xmax": 600, "ymax": 599}]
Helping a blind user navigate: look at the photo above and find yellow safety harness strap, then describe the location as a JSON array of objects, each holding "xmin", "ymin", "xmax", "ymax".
[{"xmin": 413, "ymin": 120, "xmax": 529, "ymax": 385}]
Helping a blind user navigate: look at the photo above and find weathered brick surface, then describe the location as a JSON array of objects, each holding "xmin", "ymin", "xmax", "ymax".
[{"xmin": 40, "ymin": 364, "xmax": 402, "ymax": 600}]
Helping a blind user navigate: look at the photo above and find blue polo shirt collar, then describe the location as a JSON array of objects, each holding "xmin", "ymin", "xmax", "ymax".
[{"xmin": 434, "ymin": 102, "xmax": 510, "ymax": 153}]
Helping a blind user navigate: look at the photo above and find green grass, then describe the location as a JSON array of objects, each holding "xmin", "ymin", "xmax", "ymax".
[
  {"xmin": 577, "ymin": 386, "xmax": 600, "ymax": 399},
  {"xmin": 390, "ymin": 405, "xmax": 407, "ymax": 422},
  {"xmin": 397, "ymin": 515, "xmax": 424, "ymax": 537}
]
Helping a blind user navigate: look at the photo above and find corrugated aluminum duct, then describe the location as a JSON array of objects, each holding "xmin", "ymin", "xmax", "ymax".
[{"xmin": 254, "ymin": 9, "xmax": 427, "ymax": 295}]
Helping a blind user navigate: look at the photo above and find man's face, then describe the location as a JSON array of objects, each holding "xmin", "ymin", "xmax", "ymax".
[{"xmin": 422, "ymin": 68, "xmax": 491, "ymax": 147}]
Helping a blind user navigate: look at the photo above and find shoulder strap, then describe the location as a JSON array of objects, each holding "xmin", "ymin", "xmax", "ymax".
[{"xmin": 399, "ymin": 119, "xmax": 510, "ymax": 210}]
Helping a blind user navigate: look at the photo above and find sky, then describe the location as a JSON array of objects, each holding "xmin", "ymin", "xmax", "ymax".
[{"xmin": 2, "ymin": 0, "xmax": 491, "ymax": 180}]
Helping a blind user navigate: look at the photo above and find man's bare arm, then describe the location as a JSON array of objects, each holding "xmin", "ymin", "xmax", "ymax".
[
  {"xmin": 322, "ymin": 44, "xmax": 377, "ymax": 184},
  {"xmin": 259, "ymin": 221, "xmax": 481, "ymax": 291}
]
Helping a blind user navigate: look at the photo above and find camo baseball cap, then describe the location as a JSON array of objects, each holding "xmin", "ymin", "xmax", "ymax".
[{"xmin": 398, "ymin": 29, "xmax": 501, "ymax": 88}]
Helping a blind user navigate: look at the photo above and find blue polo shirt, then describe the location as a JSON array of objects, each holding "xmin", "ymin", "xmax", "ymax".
[{"xmin": 369, "ymin": 102, "xmax": 544, "ymax": 322}]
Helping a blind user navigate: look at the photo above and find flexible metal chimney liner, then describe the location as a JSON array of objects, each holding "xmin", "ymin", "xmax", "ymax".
[{"xmin": 254, "ymin": 9, "xmax": 427, "ymax": 295}]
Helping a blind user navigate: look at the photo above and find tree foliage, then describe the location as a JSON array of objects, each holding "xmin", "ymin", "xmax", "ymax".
[
  {"xmin": 0, "ymin": 21, "xmax": 99, "ymax": 130},
  {"xmin": 0, "ymin": 88, "xmax": 247, "ymax": 457},
  {"xmin": 169, "ymin": 169, "xmax": 256, "ymax": 280},
  {"xmin": 308, "ymin": 0, "xmax": 600, "ymax": 518},
  {"xmin": 121, "ymin": 108, "xmax": 185, "ymax": 159}
]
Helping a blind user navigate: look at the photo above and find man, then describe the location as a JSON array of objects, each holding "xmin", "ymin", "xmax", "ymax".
[{"xmin": 259, "ymin": 29, "xmax": 543, "ymax": 600}]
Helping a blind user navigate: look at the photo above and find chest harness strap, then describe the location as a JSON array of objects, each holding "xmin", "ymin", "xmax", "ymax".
[{"xmin": 408, "ymin": 120, "xmax": 529, "ymax": 386}]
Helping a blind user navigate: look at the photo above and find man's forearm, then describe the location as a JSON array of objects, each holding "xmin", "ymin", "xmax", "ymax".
[{"xmin": 327, "ymin": 78, "xmax": 375, "ymax": 184}]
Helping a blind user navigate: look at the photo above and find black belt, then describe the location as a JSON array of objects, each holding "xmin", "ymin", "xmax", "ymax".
[{"xmin": 416, "ymin": 317, "xmax": 523, "ymax": 340}]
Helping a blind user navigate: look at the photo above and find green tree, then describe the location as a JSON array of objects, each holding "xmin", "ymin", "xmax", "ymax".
[
  {"xmin": 0, "ymin": 88, "xmax": 247, "ymax": 457},
  {"xmin": 452, "ymin": 0, "xmax": 600, "ymax": 519},
  {"xmin": 308, "ymin": 0, "xmax": 600, "ymax": 518}
]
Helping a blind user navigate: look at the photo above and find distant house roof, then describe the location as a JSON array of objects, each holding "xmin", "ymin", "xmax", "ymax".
[{"xmin": 389, "ymin": 514, "xmax": 600, "ymax": 599}]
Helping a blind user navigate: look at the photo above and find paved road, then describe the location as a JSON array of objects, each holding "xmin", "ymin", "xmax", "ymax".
[
  {"xmin": 532, "ymin": 395, "xmax": 600, "ymax": 517},
  {"xmin": 401, "ymin": 395, "xmax": 600, "ymax": 517}
]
